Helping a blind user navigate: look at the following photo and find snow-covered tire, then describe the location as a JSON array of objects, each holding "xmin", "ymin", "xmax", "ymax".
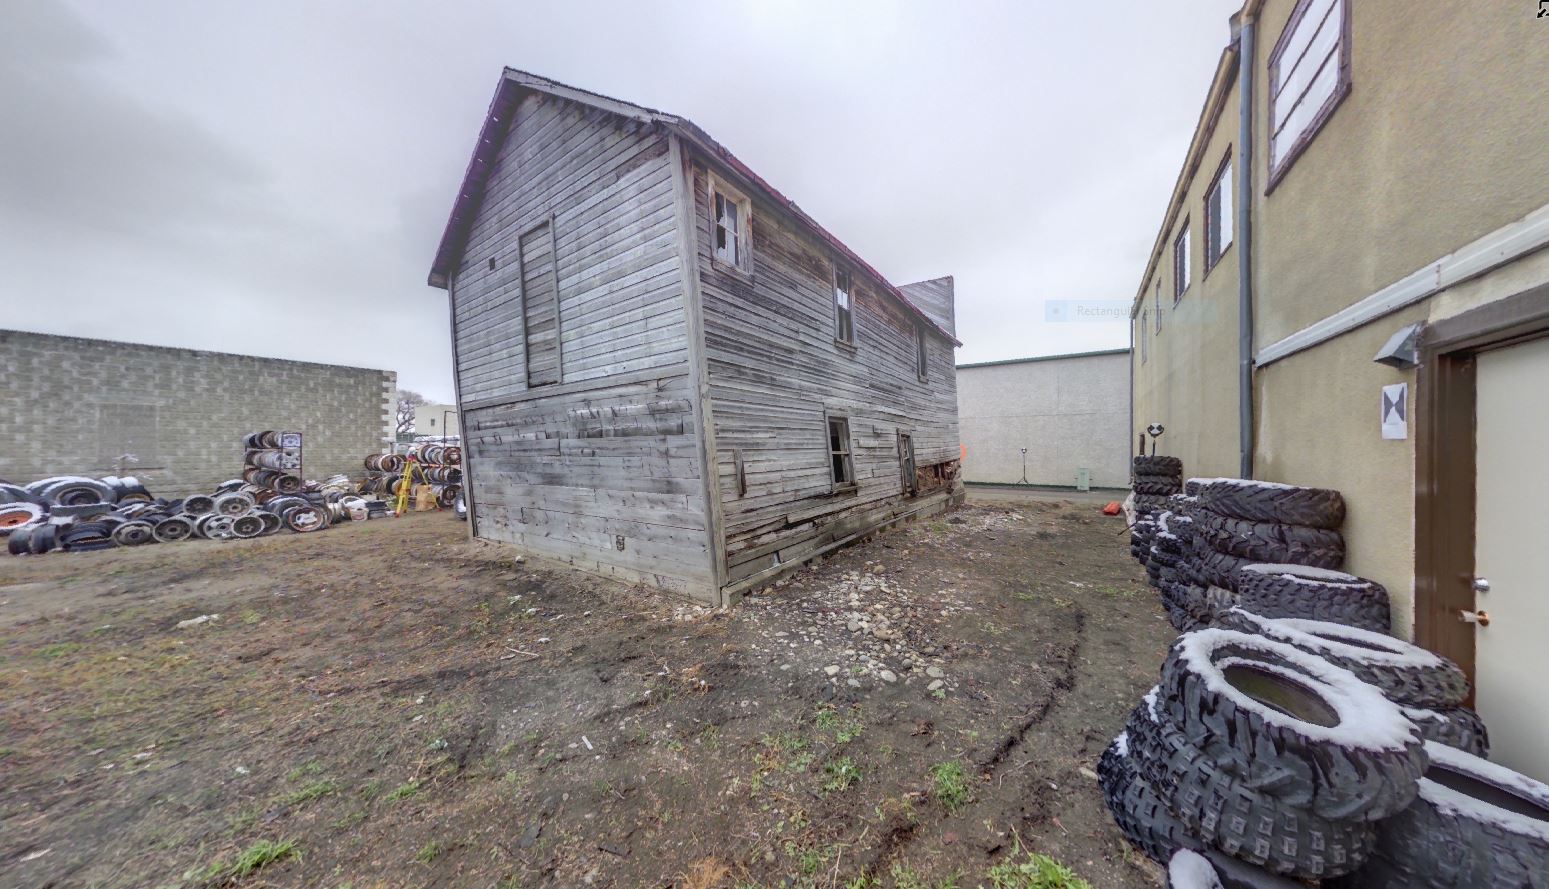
[
  {"xmin": 1336, "ymin": 742, "xmax": 1549, "ymax": 888},
  {"xmin": 1168, "ymin": 849, "xmax": 1304, "ymax": 889},
  {"xmin": 1235, "ymin": 564, "xmax": 1391, "ymax": 633},
  {"xmin": 1099, "ymin": 733, "xmax": 1202, "ymax": 865},
  {"xmin": 1194, "ymin": 511, "xmax": 1344, "ymax": 569},
  {"xmin": 1126, "ymin": 696, "xmax": 1376, "ymax": 879},
  {"xmin": 1167, "ymin": 849, "xmax": 1223, "ymax": 889},
  {"xmin": 1200, "ymin": 480, "xmax": 1345, "ymax": 529},
  {"xmin": 1402, "ymin": 705, "xmax": 1490, "ymax": 758},
  {"xmin": 1215, "ymin": 609, "xmax": 1467, "ymax": 708},
  {"xmin": 1158, "ymin": 629, "xmax": 1427, "ymax": 822},
  {"xmin": 1135, "ymin": 455, "xmax": 1184, "ymax": 476}
]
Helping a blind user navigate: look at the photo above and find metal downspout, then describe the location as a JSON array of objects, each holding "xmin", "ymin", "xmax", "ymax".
[{"xmin": 1236, "ymin": 14, "xmax": 1257, "ymax": 479}]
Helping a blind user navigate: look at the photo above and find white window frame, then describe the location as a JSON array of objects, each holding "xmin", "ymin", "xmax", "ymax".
[
  {"xmin": 833, "ymin": 266, "xmax": 855, "ymax": 346},
  {"xmin": 826, "ymin": 414, "xmax": 856, "ymax": 491},
  {"xmin": 709, "ymin": 175, "xmax": 752, "ymax": 274}
]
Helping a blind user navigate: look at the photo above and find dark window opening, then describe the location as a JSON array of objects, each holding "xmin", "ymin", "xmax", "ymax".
[
  {"xmin": 828, "ymin": 416, "xmax": 854, "ymax": 487},
  {"xmin": 915, "ymin": 327, "xmax": 928, "ymax": 380},
  {"xmin": 834, "ymin": 268, "xmax": 854, "ymax": 344}
]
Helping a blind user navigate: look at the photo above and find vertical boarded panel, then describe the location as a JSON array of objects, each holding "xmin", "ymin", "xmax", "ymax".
[{"xmin": 521, "ymin": 221, "xmax": 560, "ymax": 386}]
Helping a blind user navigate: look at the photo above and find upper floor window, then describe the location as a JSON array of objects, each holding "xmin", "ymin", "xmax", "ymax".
[
  {"xmin": 1173, "ymin": 222, "xmax": 1191, "ymax": 300},
  {"xmin": 1205, "ymin": 155, "xmax": 1234, "ymax": 270},
  {"xmin": 834, "ymin": 268, "xmax": 854, "ymax": 344},
  {"xmin": 915, "ymin": 327, "xmax": 928, "ymax": 381},
  {"xmin": 710, "ymin": 177, "xmax": 752, "ymax": 271},
  {"xmin": 1140, "ymin": 310, "xmax": 1149, "ymax": 363},
  {"xmin": 1153, "ymin": 280, "xmax": 1162, "ymax": 332},
  {"xmin": 1268, "ymin": 0, "xmax": 1351, "ymax": 188}
]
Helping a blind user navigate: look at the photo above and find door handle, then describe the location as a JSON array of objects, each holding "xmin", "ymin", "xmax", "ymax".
[{"xmin": 1459, "ymin": 609, "xmax": 1491, "ymax": 627}]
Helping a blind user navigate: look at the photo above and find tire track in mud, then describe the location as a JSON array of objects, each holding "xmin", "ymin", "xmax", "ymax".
[{"xmin": 853, "ymin": 608, "xmax": 1089, "ymax": 877}]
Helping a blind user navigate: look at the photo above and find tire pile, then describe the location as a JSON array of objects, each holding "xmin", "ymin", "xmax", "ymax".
[
  {"xmin": 1102, "ymin": 624, "xmax": 1549, "ymax": 887},
  {"xmin": 1, "ymin": 475, "xmax": 337, "ymax": 555},
  {"xmin": 242, "ymin": 430, "xmax": 304, "ymax": 495},
  {"xmin": 360, "ymin": 444, "xmax": 463, "ymax": 508}
]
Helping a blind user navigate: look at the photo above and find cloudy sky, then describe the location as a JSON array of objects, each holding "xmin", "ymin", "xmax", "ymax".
[{"xmin": 2, "ymin": 0, "xmax": 1240, "ymax": 403}]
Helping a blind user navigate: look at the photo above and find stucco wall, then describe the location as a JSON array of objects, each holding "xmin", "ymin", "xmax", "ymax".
[
  {"xmin": 1130, "ymin": 0, "xmax": 1549, "ymax": 637},
  {"xmin": 1131, "ymin": 71, "xmax": 1242, "ymax": 482},
  {"xmin": 958, "ymin": 351, "xmax": 1130, "ymax": 489},
  {"xmin": 0, "ymin": 330, "xmax": 396, "ymax": 499}
]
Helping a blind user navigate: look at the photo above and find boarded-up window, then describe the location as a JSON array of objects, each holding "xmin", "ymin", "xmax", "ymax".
[
  {"xmin": 520, "ymin": 221, "xmax": 560, "ymax": 387},
  {"xmin": 98, "ymin": 403, "xmax": 159, "ymax": 469}
]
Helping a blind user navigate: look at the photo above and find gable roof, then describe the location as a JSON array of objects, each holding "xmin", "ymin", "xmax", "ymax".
[{"xmin": 427, "ymin": 68, "xmax": 961, "ymax": 346}]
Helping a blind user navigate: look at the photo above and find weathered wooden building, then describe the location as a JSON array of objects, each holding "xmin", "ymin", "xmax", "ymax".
[{"xmin": 428, "ymin": 69, "xmax": 962, "ymax": 605}]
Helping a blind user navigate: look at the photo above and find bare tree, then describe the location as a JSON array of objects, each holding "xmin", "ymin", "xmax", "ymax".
[{"xmin": 396, "ymin": 389, "xmax": 427, "ymax": 435}]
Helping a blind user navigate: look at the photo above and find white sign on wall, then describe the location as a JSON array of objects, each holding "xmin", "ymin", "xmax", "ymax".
[{"xmin": 1381, "ymin": 382, "xmax": 1408, "ymax": 440}]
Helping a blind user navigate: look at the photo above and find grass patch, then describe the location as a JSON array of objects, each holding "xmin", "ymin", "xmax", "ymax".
[
  {"xmin": 385, "ymin": 781, "xmax": 420, "ymax": 802},
  {"xmin": 821, "ymin": 756, "xmax": 861, "ymax": 793},
  {"xmin": 985, "ymin": 846, "xmax": 1092, "ymax": 888},
  {"xmin": 281, "ymin": 780, "xmax": 337, "ymax": 807},
  {"xmin": 929, "ymin": 761, "xmax": 970, "ymax": 812},
  {"xmin": 40, "ymin": 642, "xmax": 81, "ymax": 658},
  {"xmin": 415, "ymin": 840, "xmax": 445, "ymax": 863},
  {"xmin": 200, "ymin": 838, "xmax": 298, "ymax": 883}
]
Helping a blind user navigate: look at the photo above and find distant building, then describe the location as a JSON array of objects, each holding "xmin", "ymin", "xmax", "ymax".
[
  {"xmin": 956, "ymin": 350, "xmax": 1129, "ymax": 490},
  {"xmin": 0, "ymin": 329, "xmax": 395, "ymax": 497},
  {"xmin": 413, "ymin": 403, "xmax": 460, "ymax": 439}
]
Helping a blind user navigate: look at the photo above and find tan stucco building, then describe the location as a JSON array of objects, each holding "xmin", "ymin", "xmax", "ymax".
[{"xmin": 1132, "ymin": 1, "xmax": 1549, "ymax": 778}]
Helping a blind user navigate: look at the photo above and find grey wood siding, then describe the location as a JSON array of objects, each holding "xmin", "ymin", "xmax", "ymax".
[
  {"xmin": 686, "ymin": 160, "xmax": 961, "ymax": 587},
  {"xmin": 452, "ymin": 92, "xmax": 688, "ymax": 404},
  {"xmin": 460, "ymin": 373, "xmax": 712, "ymax": 596},
  {"xmin": 899, "ymin": 276, "xmax": 956, "ymax": 337},
  {"xmin": 449, "ymin": 92, "xmax": 711, "ymax": 599}
]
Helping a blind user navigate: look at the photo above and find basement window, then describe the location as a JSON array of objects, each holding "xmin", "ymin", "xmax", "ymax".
[
  {"xmin": 1173, "ymin": 221, "xmax": 1191, "ymax": 301},
  {"xmin": 834, "ymin": 267, "xmax": 854, "ymax": 345},
  {"xmin": 1205, "ymin": 154, "xmax": 1234, "ymax": 271},
  {"xmin": 827, "ymin": 416, "xmax": 855, "ymax": 489},
  {"xmin": 1268, "ymin": 0, "xmax": 1351, "ymax": 189},
  {"xmin": 710, "ymin": 177, "xmax": 752, "ymax": 272}
]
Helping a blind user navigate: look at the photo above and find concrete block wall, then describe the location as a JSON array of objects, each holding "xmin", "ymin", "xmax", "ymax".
[
  {"xmin": 0, "ymin": 330, "xmax": 396, "ymax": 499},
  {"xmin": 956, "ymin": 349, "xmax": 1131, "ymax": 490}
]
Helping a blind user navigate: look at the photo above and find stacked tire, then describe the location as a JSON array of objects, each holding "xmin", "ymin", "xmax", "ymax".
[
  {"xmin": 1133, "ymin": 455, "xmax": 1184, "ymax": 511},
  {"xmin": 1103, "ymin": 627, "xmax": 1429, "ymax": 881}
]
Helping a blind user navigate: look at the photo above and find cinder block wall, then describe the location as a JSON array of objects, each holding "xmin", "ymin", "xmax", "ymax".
[{"xmin": 0, "ymin": 330, "xmax": 396, "ymax": 499}]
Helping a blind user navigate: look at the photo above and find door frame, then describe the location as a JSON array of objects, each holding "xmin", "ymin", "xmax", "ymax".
[{"xmin": 1415, "ymin": 280, "xmax": 1549, "ymax": 683}]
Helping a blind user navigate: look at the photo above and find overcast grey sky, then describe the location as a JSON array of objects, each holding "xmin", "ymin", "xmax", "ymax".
[{"xmin": 1, "ymin": 0, "xmax": 1241, "ymax": 404}]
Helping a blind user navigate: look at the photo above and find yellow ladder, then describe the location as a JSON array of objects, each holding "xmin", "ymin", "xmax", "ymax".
[{"xmin": 392, "ymin": 457, "xmax": 431, "ymax": 517}]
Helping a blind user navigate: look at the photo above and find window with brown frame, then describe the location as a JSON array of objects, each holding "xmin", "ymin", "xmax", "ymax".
[
  {"xmin": 1205, "ymin": 154, "xmax": 1234, "ymax": 271},
  {"xmin": 1173, "ymin": 222, "xmax": 1191, "ymax": 301},
  {"xmin": 1268, "ymin": 0, "xmax": 1351, "ymax": 189},
  {"xmin": 834, "ymin": 267, "xmax": 854, "ymax": 345},
  {"xmin": 827, "ymin": 416, "xmax": 855, "ymax": 488}
]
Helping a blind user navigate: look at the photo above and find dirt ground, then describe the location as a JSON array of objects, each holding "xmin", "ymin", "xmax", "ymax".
[{"xmin": 0, "ymin": 495, "xmax": 1175, "ymax": 889}]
